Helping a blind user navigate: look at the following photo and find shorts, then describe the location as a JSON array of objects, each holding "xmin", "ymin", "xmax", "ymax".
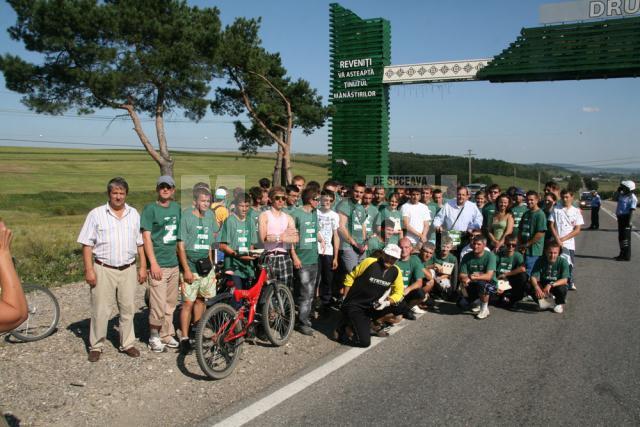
[{"xmin": 181, "ymin": 270, "xmax": 216, "ymax": 302}]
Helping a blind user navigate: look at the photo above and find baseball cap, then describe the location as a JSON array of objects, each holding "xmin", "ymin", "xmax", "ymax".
[
  {"xmin": 156, "ymin": 175, "xmax": 175, "ymax": 188},
  {"xmin": 214, "ymin": 188, "xmax": 227, "ymax": 200},
  {"xmin": 515, "ymin": 188, "xmax": 526, "ymax": 197},
  {"xmin": 382, "ymin": 244, "xmax": 401, "ymax": 259}
]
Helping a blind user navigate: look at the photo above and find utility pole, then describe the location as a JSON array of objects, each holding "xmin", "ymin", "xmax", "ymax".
[
  {"xmin": 466, "ymin": 149, "xmax": 475, "ymax": 185},
  {"xmin": 537, "ymin": 170, "xmax": 541, "ymax": 193},
  {"xmin": 513, "ymin": 166, "xmax": 516, "ymax": 186}
]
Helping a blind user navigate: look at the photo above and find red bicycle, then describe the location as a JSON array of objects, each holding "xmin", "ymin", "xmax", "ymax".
[{"xmin": 195, "ymin": 251, "xmax": 295, "ymax": 379}]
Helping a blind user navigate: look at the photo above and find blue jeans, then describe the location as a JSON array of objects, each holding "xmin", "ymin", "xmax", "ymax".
[
  {"xmin": 294, "ymin": 263, "xmax": 319, "ymax": 327},
  {"xmin": 525, "ymin": 255, "xmax": 539, "ymax": 277}
]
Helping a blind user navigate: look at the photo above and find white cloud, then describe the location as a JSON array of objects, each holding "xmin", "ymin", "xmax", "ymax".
[{"xmin": 582, "ymin": 106, "xmax": 600, "ymax": 113}]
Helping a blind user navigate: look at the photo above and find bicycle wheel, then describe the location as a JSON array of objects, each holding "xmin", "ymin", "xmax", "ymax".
[
  {"xmin": 195, "ymin": 303, "xmax": 243, "ymax": 380},
  {"xmin": 260, "ymin": 283, "xmax": 295, "ymax": 346},
  {"xmin": 10, "ymin": 283, "xmax": 60, "ymax": 342}
]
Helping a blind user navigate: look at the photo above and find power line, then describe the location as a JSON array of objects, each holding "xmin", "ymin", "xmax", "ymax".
[{"xmin": 0, "ymin": 137, "xmax": 246, "ymax": 151}]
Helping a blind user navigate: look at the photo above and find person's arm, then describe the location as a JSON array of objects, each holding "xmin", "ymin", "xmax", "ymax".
[
  {"xmin": 219, "ymin": 243, "xmax": 254, "ymax": 263},
  {"xmin": 283, "ymin": 214, "xmax": 299, "ymax": 244},
  {"xmin": 530, "ymin": 274, "xmax": 546, "ymax": 300},
  {"xmin": 338, "ymin": 212, "xmax": 356, "ymax": 247},
  {"xmin": 137, "ymin": 245, "xmax": 147, "ymax": 284},
  {"xmin": 560, "ymin": 223, "xmax": 581, "ymax": 242},
  {"xmin": 332, "ymin": 228, "xmax": 340, "ymax": 270},
  {"xmin": 527, "ymin": 230, "xmax": 546, "ymax": 248},
  {"xmin": 498, "ymin": 215, "xmax": 514, "ymax": 251},
  {"xmin": 177, "ymin": 242, "xmax": 194, "ymax": 284},
  {"xmin": 81, "ymin": 245, "xmax": 97, "ymax": 287},
  {"xmin": 0, "ymin": 227, "xmax": 28, "ymax": 332},
  {"xmin": 142, "ymin": 231, "xmax": 162, "ymax": 280},
  {"xmin": 402, "ymin": 212, "xmax": 422, "ymax": 238},
  {"xmin": 258, "ymin": 211, "xmax": 269, "ymax": 243},
  {"xmin": 388, "ymin": 267, "xmax": 405, "ymax": 304},
  {"xmin": 470, "ymin": 269, "xmax": 494, "ymax": 282},
  {"xmin": 432, "ymin": 205, "xmax": 445, "ymax": 231}
]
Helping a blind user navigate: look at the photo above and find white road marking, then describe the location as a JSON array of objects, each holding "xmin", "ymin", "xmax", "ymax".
[
  {"xmin": 600, "ymin": 205, "xmax": 640, "ymax": 241},
  {"xmin": 212, "ymin": 313, "xmax": 423, "ymax": 427}
]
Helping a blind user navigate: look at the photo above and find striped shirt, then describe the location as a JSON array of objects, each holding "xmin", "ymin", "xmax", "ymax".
[{"xmin": 77, "ymin": 203, "xmax": 143, "ymax": 267}]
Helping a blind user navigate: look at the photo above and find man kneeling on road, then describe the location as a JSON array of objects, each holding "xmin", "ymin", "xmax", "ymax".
[
  {"xmin": 530, "ymin": 242, "xmax": 569, "ymax": 314},
  {"xmin": 334, "ymin": 244, "xmax": 404, "ymax": 348},
  {"xmin": 458, "ymin": 236, "xmax": 497, "ymax": 320},
  {"xmin": 395, "ymin": 237, "xmax": 427, "ymax": 320}
]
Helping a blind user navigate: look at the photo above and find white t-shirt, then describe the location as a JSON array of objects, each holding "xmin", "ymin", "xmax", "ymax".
[
  {"xmin": 548, "ymin": 205, "xmax": 584, "ymax": 251},
  {"xmin": 400, "ymin": 202, "xmax": 432, "ymax": 244},
  {"xmin": 317, "ymin": 209, "xmax": 340, "ymax": 256}
]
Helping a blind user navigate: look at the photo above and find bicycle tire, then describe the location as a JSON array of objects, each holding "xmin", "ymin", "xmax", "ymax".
[
  {"xmin": 10, "ymin": 283, "xmax": 60, "ymax": 342},
  {"xmin": 260, "ymin": 283, "xmax": 295, "ymax": 346},
  {"xmin": 195, "ymin": 303, "xmax": 243, "ymax": 380}
]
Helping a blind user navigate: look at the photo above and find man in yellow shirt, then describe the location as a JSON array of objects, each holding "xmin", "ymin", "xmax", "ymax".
[{"xmin": 334, "ymin": 244, "xmax": 404, "ymax": 347}]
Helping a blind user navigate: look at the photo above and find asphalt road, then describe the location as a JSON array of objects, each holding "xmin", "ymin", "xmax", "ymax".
[{"xmin": 210, "ymin": 202, "xmax": 640, "ymax": 426}]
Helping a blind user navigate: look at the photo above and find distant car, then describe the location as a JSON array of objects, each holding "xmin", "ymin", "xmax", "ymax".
[
  {"xmin": 466, "ymin": 183, "xmax": 486, "ymax": 197},
  {"xmin": 579, "ymin": 192, "xmax": 593, "ymax": 209}
]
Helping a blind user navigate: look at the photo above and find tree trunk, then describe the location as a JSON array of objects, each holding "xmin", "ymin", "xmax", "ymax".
[
  {"xmin": 273, "ymin": 142, "xmax": 283, "ymax": 187},
  {"xmin": 282, "ymin": 144, "xmax": 292, "ymax": 186}
]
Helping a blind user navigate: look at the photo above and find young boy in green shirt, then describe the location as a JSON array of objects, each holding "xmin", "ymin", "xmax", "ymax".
[{"xmin": 141, "ymin": 175, "xmax": 181, "ymax": 352}]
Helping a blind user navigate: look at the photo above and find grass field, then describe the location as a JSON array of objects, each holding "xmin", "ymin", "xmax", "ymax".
[{"xmin": 0, "ymin": 147, "xmax": 328, "ymax": 286}]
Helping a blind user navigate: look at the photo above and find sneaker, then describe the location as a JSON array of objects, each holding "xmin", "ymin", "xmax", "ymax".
[
  {"xmin": 569, "ymin": 283, "xmax": 577, "ymax": 291},
  {"xmin": 553, "ymin": 304, "xmax": 564, "ymax": 314},
  {"xmin": 179, "ymin": 338, "xmax": 191, "ymax": 355},
  {"xmin": 149, "ymin": 336, "xmax": 166, "ymax": 353},
  {"xmin": 471, "ymin": 299, "xmax": 481, "ymax": 313},
  {"xmin": 163, "ymin": 336, "xmax": 180, "ymax": 349},
  {"xmin": 295, "ymin": 324, "xmax": 314, "ymax": 336},
  {"xmin": 411, "ymin": 305, "xmax": 427, "ymax": 314},
  {"xmin": 476, "ymin": 308, "xmax": 490, "ymax": 320}
]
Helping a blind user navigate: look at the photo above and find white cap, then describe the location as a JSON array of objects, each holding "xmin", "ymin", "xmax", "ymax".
[
  {"xmin": 382, "ymin": 243, "xmax": 401, "ymax": 259},
  {"xmin": 621, "ymin": 180, "xmax": 636, "ymax": 191},
  {"xmin": 214, "ymin": 188, "xmax": 227, "ymax": 200}
]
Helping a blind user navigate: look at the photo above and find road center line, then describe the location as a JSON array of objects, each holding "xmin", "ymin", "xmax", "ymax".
[
  {"xmin": 600, "ymin": 205, "xmax": 640, "ymax": 241},
  {"xmin": 211, "ymin": 314, "xmax": 422, "ymax": 427}
]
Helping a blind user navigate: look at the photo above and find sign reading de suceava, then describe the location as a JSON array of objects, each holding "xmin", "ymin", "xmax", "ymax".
[{"xmin": 540, "ymin": 0, "xmax": 640, "ymax": 24}]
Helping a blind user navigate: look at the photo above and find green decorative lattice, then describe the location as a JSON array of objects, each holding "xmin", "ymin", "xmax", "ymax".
[
  {"xmin": 329, "ymin": 3, "xmax": 391, "ymax": 184},
  {"xmin": 477, "ymin": 16, "xmax": 640, "ymax": 82}
]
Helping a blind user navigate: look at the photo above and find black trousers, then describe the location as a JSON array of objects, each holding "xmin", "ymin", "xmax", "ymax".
[
  {"xmin": 617, "ymin": 214, "xmax": 632, "ymax": 260},
  {"xmin": 317, "ymin": 255, "xmax": 334, "ymax": 306},
  {"xmin": 590, "ymin": 206, "xmax": 600, "ymax": 229},
  {"xmin": 505, "ymin": 272, "xmax": 529, "ymax": 303},
  {"xmin": 534, "ymin": 284, "xmax": 567, "ymax": 305},
  {"xmin": 339, "ymin": 305, "xmax": 374, "ymax": 348}
]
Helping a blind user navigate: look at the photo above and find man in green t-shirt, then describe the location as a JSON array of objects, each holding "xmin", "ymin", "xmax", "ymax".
[
  {"xmin": 427, "ymin": 238, "xmax": 458, "ymax": 300},
  {"xmin": 177, "ymin": 186, "xmax": 218, "ymax": 354},
  {"xmin": 290, "ymin": 188, "xmax": 320, "ymax": 336},
  {"xmin": 481, "ymin": 184, "xmax": 500, "ymax": 235},
  {"xmin": 336, "ymin": 182, "xmax": 367, "ymax": 292},
  {"xmin": 394, "ymin": 237, "xmax": 427, "ymax": 319},
  {"xmin": 518, "ymin": 191, "xmax": 548, "ymax": 276},
  {"xmin": 510, "ymin": 189, "xmax": 528, "ymax": 236},
  {"xmin": 363, "ymin": 189, "xmax": 382, "ymax": 257},
  {"xmin": 459, "ymin": 235, "xmax": 497, "ymax": 320},
  {"xmin": 219, "ymin": 193, "xmax": 258, "ymax": 293},
  {"xmin": 495, "ymin": 234, "xmax": 527, "ymax": 308},
  {"xmin": 141, "ymin": 175, "xmax": 181, "ymax": 352},
  {"xmin": 530, "ymin": 242, "xmax": 570, "ymax": 314}
]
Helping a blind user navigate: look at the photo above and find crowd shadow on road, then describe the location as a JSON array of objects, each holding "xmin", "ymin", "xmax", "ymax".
[
  {"xmin": 2, "ymin": 413, "xmax": 20, "ymax": 427},
  {"xmin": 66, "ymin": 309, "xmax": 151, "ymax": 353}
]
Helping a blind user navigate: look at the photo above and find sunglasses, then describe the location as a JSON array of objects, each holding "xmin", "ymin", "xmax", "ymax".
[
  {"xmin": 158, "ymin": 184, "xmax": 173, "ymax": 190},
  {"xmin": 312, "ymin": 197, "xmax": 320, "ymax": 202},
  {"xmin": 273, "ymin": 195, "xmax": 286, "ymax": 201},
  {"xmin": 506, "ymin": 243, "xmax": 517, "ymax": 247}
]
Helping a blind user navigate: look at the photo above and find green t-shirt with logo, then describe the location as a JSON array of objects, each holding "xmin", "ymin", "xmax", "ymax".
[
  {"xmin": 140, "ymin": 201, "xmax": 181, "ymax": 268},
  {"xmin": 434, "ymin": 253, "xmax": 457, "ymax": 267},
  {"xmin": 219, "ymin": 214, "xmax": 256, "ymax": 279},
  {"xmin": 380, "ymin": 209, "xmax": 402, "ymax": 245},
  {"xmin": 482, "ymin": 202, "xmax": 496, "ymax": 231},
  {"xmin": 291, "ymin": 207, "xmax": 319, "ymax": 266},
  {"xmin": 495, "ymin": 251, "xmax": 524, "ymax": 277},
  {"xmin": 363, "ymin": 205, "xmax": 381, "ymax": 237},
  {"xmin": 519, "ymin": 209, "xmax": 547, "ymax": 256},
  {"xmin": 511, "ymin": 204, "xmax": 528, "ymax": 235},
  {"xmin": 178, "ymin": 209, "xmax": 218, "ymax": 272},
  {"xmin": 337, "ymin": 198, "xmax": 366, "ymax": 249},
  {"xmin": 531, "ymin": 256, "xmax": 569, "ymax": 286},
  {"xmin": 395, "ymin": 255, "xmax": 425, "ymax": 288},
  {"xmin": 460, "ymin": 251, "xmax": 497, "ymax": 284},
  {"xmin": 248, "ymin": 207, "xmax": 263, "ymax": 249}
]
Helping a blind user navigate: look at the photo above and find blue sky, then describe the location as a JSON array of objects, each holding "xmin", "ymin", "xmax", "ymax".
[{"xmin": 0, "ymin": 0, "xmax": 639, "ymax": 169}]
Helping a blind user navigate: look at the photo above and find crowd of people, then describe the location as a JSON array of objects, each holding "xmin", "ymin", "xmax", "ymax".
[{"xmin": 74, "ymin": 174, "xmax": 637, "ymax": 359}]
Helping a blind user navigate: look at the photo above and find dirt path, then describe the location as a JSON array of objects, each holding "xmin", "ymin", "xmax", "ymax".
[{"xmin": 0, "ymin": 283, "xmax": 339, "ymax": 426}]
